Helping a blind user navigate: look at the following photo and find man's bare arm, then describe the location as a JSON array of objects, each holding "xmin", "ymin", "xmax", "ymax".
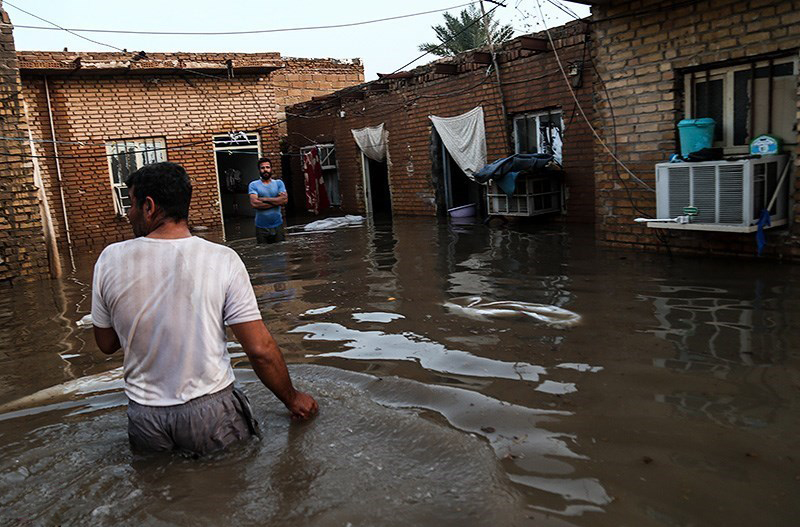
[
  {"xmin": 259, "ymin": 192, "xmax": 287, "ymax": 206},
  {"xmin": 230, "ymin": 320, "xmax": 317, "ymax": 420},
  {"xmin": 249, "ymin": 193, "xmax": 274, "ymax": 210},
  {"xmin": 94, "ymin": 326, "xmax": 121, "ymax": 355}
]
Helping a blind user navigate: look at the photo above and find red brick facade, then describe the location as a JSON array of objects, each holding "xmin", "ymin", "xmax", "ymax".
[
  {"xmin": 590, "ymin": 0, "xmax": 800, "ymax": 259},
  {"xmin": 286, "ymin": 21, "xmax": 596, "ymax": 221},
  {"xmin": 18, "ymin": 51, "xmax": 363, "ymax": 252},
  {"xmin": 0, "ymin": 5, "xmax": 50, "ymax": 284}
]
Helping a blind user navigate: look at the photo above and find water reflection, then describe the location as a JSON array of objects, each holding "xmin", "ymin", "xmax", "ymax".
[
  {"xmin": 1, "ymin": 218, "xmax": 799, "ymax": 526},
  {"xmin": 640, "ymin": 281, "xmax": 790, "ymax": 367}
]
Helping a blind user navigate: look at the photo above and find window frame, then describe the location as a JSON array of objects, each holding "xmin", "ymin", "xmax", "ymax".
[
  {"xmin": 684, "ymin": 57, "xmax": 798, "ymax": 154},
  {"xmin": 105, "ymin": 137, "xmax": 167, "ymax": 216},
  {"xmin": 512, "ymin": 108, "xmax": 564, "ymax": 160}
]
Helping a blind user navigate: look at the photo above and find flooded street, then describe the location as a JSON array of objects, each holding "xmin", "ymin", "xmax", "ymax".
[{"xmin": 1, "ymin": 217, "xmax": 799, "ymax": 526}]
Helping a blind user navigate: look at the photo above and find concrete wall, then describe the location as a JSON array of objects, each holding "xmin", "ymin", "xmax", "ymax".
[
  {"xmin": 286, "ymin": 21, "xmax": 596, "ymax": 222},
  {"xmin": 0, "ymin": 5, "xmax": 50, "ymax": 284},
  {"xmin": 591, "ymin": 0, "xmax": 800, "ymax": 259},
  {"xmin": 19, "ymin": 54, "xmax": 363, "ymax": 251}
]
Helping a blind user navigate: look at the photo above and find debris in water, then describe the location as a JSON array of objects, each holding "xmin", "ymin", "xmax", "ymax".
[
  {"xmin": 443, "ymin": 296, "xmax": 581, "ymax": 326},
  {"xmin": 76, "ymin": 314, "xmax": 93, "ymax": 328}
]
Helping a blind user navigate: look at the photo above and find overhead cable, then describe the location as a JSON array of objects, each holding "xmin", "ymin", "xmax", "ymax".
[
  {"xmin": 533, "ymin": 0, "xmax": 654, "ymax": 193},
  {"xmin": 9, "ymin": 2, "xmax": 477, "ymax": 36},
  {"xmin": 4, "ymin": 0, "xmax": 125, "ymax": 52}
]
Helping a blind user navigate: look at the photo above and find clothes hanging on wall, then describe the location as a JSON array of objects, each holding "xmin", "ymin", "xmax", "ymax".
[
  {"xmin": 351, "ymin": 123, "xmax": 388, "ymax": 162},
  {"xmin": 429, "ymin": 106, "xmax": 487, "ymax": 180},
  {"xmin": 302, "ymin": 147, "xmax": 330, "ymax": 215}
]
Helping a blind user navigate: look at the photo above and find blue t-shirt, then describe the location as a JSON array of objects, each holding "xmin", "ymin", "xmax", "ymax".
[{"xmin": 248, "ymin": 178, "xmax": 286, "ymax": 229}]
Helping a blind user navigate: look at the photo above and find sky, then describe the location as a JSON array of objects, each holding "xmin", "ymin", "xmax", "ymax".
[{"xmin": 6, "ymin": 0, "xmax": 590, "ymax": 80}]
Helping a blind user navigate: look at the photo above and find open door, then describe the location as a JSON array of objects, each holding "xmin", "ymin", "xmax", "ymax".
[
  {"xmin": 362, "ymin": 151, "xmax": 392, "ymax": 220},
  {"xmin": 213, "ymin": 132, "xmax": 261, "ymax": 238}
]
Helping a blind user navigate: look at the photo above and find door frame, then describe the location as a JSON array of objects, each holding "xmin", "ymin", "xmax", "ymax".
[{"xmin": 212, "ymin": 132, "xmax": 262, "ymax": 241}]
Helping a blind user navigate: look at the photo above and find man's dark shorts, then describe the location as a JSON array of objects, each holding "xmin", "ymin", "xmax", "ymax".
[
  {"xmin": 256, "ymin": 225, "xmax": 286, "ymax": 244},
  {"xmin": 127, "ymin": 384, "xmax": 260, "ymax": 456}
]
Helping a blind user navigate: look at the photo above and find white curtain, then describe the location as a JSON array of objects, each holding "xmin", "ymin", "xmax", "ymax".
[
  {"xmin": 351, "ymin": 123, "xmax": 387, "ymax": 162},
  {"xmin": 429, "ymin": 106, "xmax": 487, "ymax": 180}
]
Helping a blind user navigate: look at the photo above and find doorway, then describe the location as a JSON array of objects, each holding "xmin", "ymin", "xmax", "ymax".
[
  {"xmin": 362, "ymin": 152, "xmax": 392, "ymax": 220},
  {"xmin": 437, "ymin": 136, "xmax": 481, "ymax": 213},
  {"xmin": 213, "ymin": 132, "xmax": 261, "ymax": 238}
]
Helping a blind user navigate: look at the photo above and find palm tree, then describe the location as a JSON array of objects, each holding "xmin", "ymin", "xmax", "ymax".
[{"xmin": 418, "ymin": 5, "xmax": 514, "ymax": 57}]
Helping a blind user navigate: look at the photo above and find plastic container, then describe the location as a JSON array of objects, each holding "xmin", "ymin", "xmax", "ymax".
[
  {"xmin": 677, "ymin": 118, "xmax": 715, "ymax": 157},
  {"xmin": 448, "ymin": 203, "xmax": 476, "ymax": 217}
]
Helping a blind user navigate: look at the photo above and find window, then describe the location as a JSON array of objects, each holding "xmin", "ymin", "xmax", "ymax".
[
  {"xmin": 301, "ymin": 143, "xmax": 341, "ymax": 206},
  {"xmin": 106, "ymin": 137, "xmax": 167, "ymax": 215},
  {"xmin": 513, "ymin": 109, "xmax": 563, "ymax": 163},
  {"xmin": 685, "ymin": 57, "xmax": 798, "ymax": 152}
]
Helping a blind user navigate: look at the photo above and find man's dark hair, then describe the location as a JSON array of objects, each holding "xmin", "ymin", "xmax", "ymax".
[
  {"xmin": 257, "ymin": 157, "xmax": 272, "ymax": 166},
  {"xmin": 125, "ymin": 162, "xmax": 192, "ymax": 221}
]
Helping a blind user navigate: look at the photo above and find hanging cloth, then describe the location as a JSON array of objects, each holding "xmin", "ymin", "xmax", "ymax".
[
  {"xmin": 429, "ymin": 106, "xmax": 487, "ymax": 180},
  {"xmin": 302, "ymin": 147, "xmax": 330, "ymax": 215},
  {"xmin": 351, "ymin": 123, "xmax": 387, "ymax": 162}
]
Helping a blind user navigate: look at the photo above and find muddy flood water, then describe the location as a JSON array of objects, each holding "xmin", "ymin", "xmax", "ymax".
[{"xmin": 1, "ymin": 217, "xmax": 799, "ymax": 526}]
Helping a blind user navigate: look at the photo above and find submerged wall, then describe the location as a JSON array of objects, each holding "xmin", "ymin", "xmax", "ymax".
[
  {"xmin": 591, "ymin": 0, "xmax": 800, "ymax": 259},
  {"xmin": 18, "ymin": 52, "xmax": 363, "ymax": 251},
  {"xmin": 286, "ymin": 21, "xmax": 597, "ymax": 222},
  {"xmin": 0, "ymin": 5, "xmax": 50, "ymax": 284}
]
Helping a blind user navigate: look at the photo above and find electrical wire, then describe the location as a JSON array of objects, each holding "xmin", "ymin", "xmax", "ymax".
[
  {"xmin": 389, "ymin": 2, "xmax": 503, "ymax": 74},
  {"xmin": 10, "ymin": 2, "xmax": 477, "ymax": 36},
  {"xmin": 4, "ymin": 0, "xmax": 126, "ymax": 52},
  {"xmin": 533, "ymin": 0, "xmax": 654, "ymax": 192},
  {"xmin": 0, "ymin": 2, "xmax": 508, "ymax": 162}
]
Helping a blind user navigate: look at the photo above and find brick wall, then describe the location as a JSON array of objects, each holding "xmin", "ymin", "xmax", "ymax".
[
  {"xmin": 286, "ymin": 21, "xmax": 596, "ymax": 221},
  {"xmin": 0, "ymin": 5, "xmax": 49, "ymax": 284},
  {"xmin": 19, "ymin": 54, "xmax": 363, "ymax": 251},
  {"xmin": 591, "ymin": 0, "xmax": 800, "ymax": 259}
]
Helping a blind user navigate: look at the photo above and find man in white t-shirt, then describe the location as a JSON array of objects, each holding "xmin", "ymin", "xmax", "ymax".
[{"xmin": 92, "ymin": 162, "xmax": 317, "ymax": 456}]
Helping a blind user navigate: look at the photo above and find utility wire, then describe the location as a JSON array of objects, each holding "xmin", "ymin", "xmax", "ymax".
[
  {"xmin": 10, "ymin": 2, "xmax": 477, "ymax": 36},
  {"xmin": 390, "ymin": 2, "xmax": 503, "ymax": 74},
  {"xmin": 533, "ymin": 0, "xmax": 654, "ymax": 192},
  {"xmin": 4, "ymin": 0, "xmax": 126, "ymax": 52},
  {"xmin": 0, "ymin": 1, "xmax": 507, "ymax": 162}
]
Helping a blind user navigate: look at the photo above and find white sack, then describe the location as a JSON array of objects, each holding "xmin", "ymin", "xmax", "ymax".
[
  {"xmin": 304, "ymin": 215, "xmax": 364, "ymax": 231},
  {"xmin": 351, "ymin": 124, "xmax": 387, "ymax": 162},
  {"xmin": 429, "ymin": 106, "xmax": 487, "ymax": 180}
]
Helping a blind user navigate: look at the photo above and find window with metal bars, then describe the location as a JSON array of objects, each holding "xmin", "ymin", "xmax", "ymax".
[
  {"xmin": 512, "ymin": 109, "xmax": 563, "ymax": 163},
  {"xmin": 684, "ymin": 56, "xmax": 798, "ymax": 153},
  {"xmin": 105, "ymin": 137, "xmax": 167, "ymax": 215}
]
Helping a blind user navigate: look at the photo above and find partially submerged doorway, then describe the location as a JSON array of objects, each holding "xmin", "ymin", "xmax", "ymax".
[
  {"xmin": 362, "ymin": 152, "xmax": 392, "ymax": 220},
  {"xmin": 434, "ymin": 131, "xmax": 481, "ymax": 215},
  {"xmin": 213, "ymin": 132, "xmax": 261, "ymax": 237}
]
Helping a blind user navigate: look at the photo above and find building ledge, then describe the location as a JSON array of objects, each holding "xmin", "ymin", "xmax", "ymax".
[{"xmin": 17, "ymin": 51, "xmax": 284, "ymax": 75}]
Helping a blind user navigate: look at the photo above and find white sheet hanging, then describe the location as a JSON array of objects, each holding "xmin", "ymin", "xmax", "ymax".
[
  {"xmin": 429, "ymin": 106, "xmax": 487, "ymax": 180},
  {"xmin": 351, "ymin": 123, "xmax": 387, "ymax": 162}
]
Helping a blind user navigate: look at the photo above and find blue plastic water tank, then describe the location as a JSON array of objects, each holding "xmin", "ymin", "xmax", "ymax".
[{"xmin": 677, "ymin": 118, "xmax": 715, "ymax": 157}]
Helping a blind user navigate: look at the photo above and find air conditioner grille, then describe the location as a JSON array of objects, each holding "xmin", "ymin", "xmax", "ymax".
[
  {"xmin": 718, "ymin": 165, "xmax": 744, "ymax": 224},
  {"xmin": 668, "ymin": 167, "xmax": 690, "ymax": 217},
  {"xmin": 692, "ymin": 166, "xmax": 717, "ymax": 223}
]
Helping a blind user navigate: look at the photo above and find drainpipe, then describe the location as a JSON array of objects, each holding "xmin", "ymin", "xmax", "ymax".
[
  {"xmin": 23, "ymin": 98, "xmax": 62, "ymax": 278},
  {"xmin": 480, "ymin": 0, "xmax": 513, "ymax": 154},
  {"xmin": 44, "ymin": 75, "xmax": 75, "ymax": 271}
]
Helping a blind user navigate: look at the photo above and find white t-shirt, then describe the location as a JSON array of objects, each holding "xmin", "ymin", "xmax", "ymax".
[{"xmin": 91, "ymin": 236, "xmax": 261, "ymax": 406}]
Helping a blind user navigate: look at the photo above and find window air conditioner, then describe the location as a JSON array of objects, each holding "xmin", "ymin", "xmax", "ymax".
[{"xmin": 651, "ymin": 155, "xmax": 789, "ymax": 232}]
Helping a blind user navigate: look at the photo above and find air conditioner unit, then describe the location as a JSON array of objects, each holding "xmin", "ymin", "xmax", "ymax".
[
  {"xmin": 652, "ymin": 155, "xmax": 789, "ymax": 232},
  {"xmin": 487, "ymin": 174, "xmax": 563, "ymax": 216}
]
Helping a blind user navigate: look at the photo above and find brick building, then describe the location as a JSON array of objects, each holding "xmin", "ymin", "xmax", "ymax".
[
  {"xmin": 285, "ymin": 21, "xmax": 596, "ymax": 222},
  {"xmin": 584, "ymin": 0, "xmax": 800, "ymax": 259},
  {"xmin": 16, "ymin": 50, "xmax": 363, "ymax": 256},
  {"xmin": 0, "ymin": 4, "xmax": 51, "ymax": 284}
]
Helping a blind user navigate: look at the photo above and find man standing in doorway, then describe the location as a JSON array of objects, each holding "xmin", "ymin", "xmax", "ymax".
[
  {"xmin": 249, "ymin": 157, "xmax": 287, "ymax": 244},
  {"xmin": 92, "ymin": 162, "xmax": 317, "ymax": 456}
]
